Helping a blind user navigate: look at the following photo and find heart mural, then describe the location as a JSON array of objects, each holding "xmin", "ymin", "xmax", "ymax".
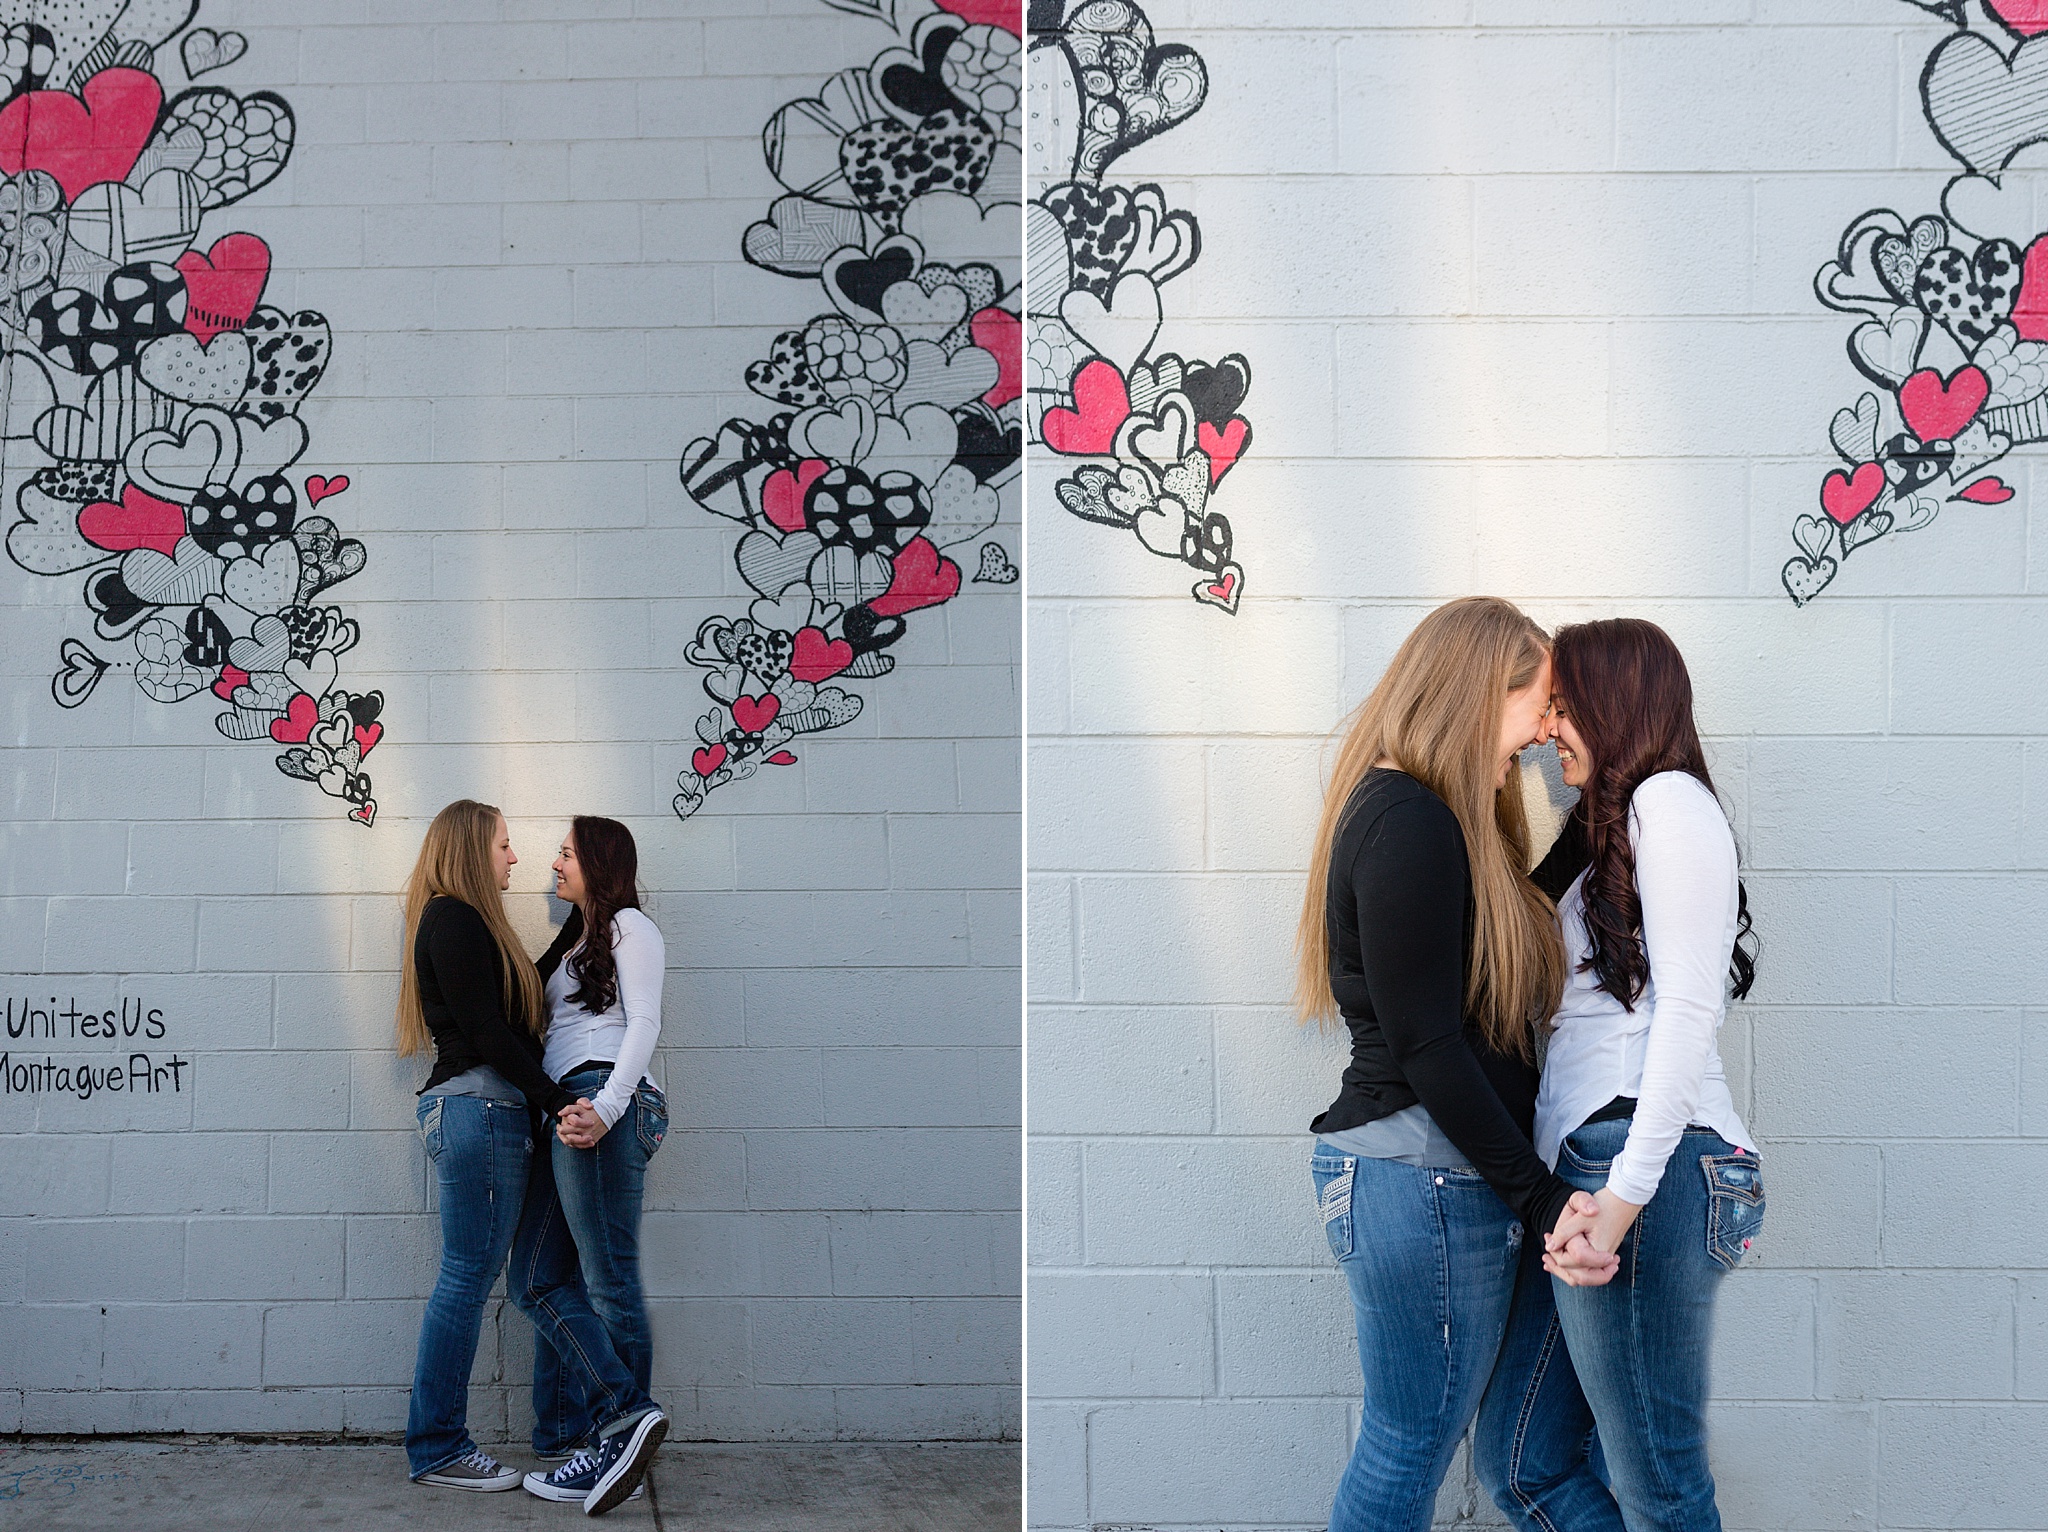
[
  {"xmin": 672, "ymin": 0, "xmax": 1020, "ymax": 822},
  {"xmin": 0, "ymin": 9, "xmax": 377, "ymax": 823},
  {"xmin": 1026, "ymin": 0, "xmax": 1253, "ymax": 615},
  {"xmin": 1793, "ymin": 4, "xmax": 2048, "ymax": 604}
]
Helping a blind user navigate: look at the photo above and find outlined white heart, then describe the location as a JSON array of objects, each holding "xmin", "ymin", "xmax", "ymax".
[{"xmin": 1059, "ymin": 274, "xmax": 1162, "ymax": 374}]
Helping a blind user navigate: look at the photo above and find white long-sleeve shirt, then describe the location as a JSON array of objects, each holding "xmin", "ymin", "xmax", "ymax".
[
  {"xmin": 541, "ymin": 905, "xmax": 664, "ymax": 1129},
  {"xmin": 1534, "ymin": 771, "xmax": 1754, "ymax": 1205}
]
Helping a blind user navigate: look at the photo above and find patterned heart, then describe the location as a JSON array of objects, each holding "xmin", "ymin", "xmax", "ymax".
[
  {"xmin": 68, "ymin": 171, "xmax": 202, "ymax": 269},
  {"xmin": 1062, "ymin": 4, "xmax": 1208, "ymax": 180},
  {"xmin": 1914, "ymin": 240, "xmax": 2021, "ymax": 348},
  {"xmin": 188, "ymin": 474, "xmax": 298, "ymax": 560},
  {"xmin": 743, "ymin": 195, "xmax": 872, "ymax": 278},
  {"xmin": 1873, "ymin": 216, "xmax": 1945, "ymax": 303},
  {"xmin": 839, "ymin": 107, "xmax": 996, "ymax": 218},
  {"xmin": 1880, "ymin": 430, "xmax": 1955, "ymax": 491},
  {"xmin": 746, "ymin": 328, "xmax": 831, "ymax": 409},
  {"xmin": 242, "ymin": 307, "xmax": 330, "ymax": 422},
  {"xmin": 151, "ymin": 86, "xmax": 295, "ymax": 210},
  {"xmin": 1041, "ymin": 183, "xmax": 1139, "ymax": 299},
  {"xmin": 26, "ymin": 261, "xmax": 187, "ymax": 375}
]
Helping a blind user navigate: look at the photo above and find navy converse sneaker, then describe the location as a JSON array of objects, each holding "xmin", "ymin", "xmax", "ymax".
[
  {"xmin": 522, "ymin": 1449, "xmax": 642, "ymax": 1503},
  {"xmin": 416, "ymin": 1447, "xmax": 521, "ymax": 1492},
  {"xmin": 583, "ymin": 1408, "xmax": 668, "ymax": 1516}
]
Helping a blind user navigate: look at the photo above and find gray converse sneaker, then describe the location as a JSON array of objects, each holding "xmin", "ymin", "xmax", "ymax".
[
  {"xmin": 523, "ymin": 1448, "xmax": 643, "ymax": 1503},
  {"xmin": 417, "ymin": 1447, "xmax": 521, "ymax": 1492}
]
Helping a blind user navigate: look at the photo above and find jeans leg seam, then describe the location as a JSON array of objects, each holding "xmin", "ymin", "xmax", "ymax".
[{"xmin": 1504, "ymin": 1314, "xmax": 1570, "ymax": 1532}]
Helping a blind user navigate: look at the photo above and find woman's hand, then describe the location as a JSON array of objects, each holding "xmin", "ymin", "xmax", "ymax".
[
  {"xmin": 555, "ymin": 1098, "xmax": 607, "ymax": 1149},
  {"xmin": 1544, "ymin": 1186, "xmax": 1641, "ymax": 1286}
]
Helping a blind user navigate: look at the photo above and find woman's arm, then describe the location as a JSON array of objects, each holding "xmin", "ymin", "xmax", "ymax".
[
  {"xmin": 1353, "ymin": 799, "xmax": 1583, "ymax": 1241},
  {"xmin": 586, "ymin": 909, "xmax": 665, "ymax": 1130},
  {"xmin": 1603, "ymin": 774, "xmax": 1741, "ymax": 1208},
  {"xmin": 426, "ymin": 901, "xmax": 577, "ymax": 1119}
]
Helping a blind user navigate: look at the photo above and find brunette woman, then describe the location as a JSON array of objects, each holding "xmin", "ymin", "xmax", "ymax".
[
  {"xmin": 512, "ymin": 816, "xmax": 670, "ymax": 1515},
  {"xmin": 399, "ymin": 799, "xmax": 584, "ymax": 1491},
  {"xmin": 1298, "ymin": 597, "xmax": 1613, "ymax": 1532},
  {"xmin": 1474, "ymin": 617, "xmax": 1763, "ymax": 1532}
]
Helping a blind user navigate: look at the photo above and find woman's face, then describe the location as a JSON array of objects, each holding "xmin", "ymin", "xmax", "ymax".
[
  {"xmin": 1497, "ymin": 652, "xmax": 1554, "ymax": 787},
  {"xmin": 491, "ymin": 815, "xmax": 517, "ymax": 891},
  {"xmin": 552, "ymin": 832, "xmax": 585, "ymax": 907},
  {"xmin": 1549, "ymin": 698, "xmax": 1591, "ymax": 788}
]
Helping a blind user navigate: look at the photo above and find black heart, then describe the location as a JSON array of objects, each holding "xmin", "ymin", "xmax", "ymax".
[
  {"xmin": 183, "ymin": 604, "xmax": 232, "ymax": 668},
  {"xmin": 833, "ymin": 246, "xmax": 917, "ymax": 315},
  {"xmin": 1881, "ymin": 431, "xmax": 1953, "ymax": 491},
  {"xmin": 348, "ymin": 690, "xmax": 384, "ymax": 728},
  {"xmin": 1181, "ymin": 355, "xmax": 1251, "ymax": 427},
  {"xmin": 26, "ymin": 262, "xmax": 186, "ymax": 375},
  {"xmin": 1913, "ymin": 240, "xmax": 2021, "ymax": 348},
  {"xmin": 953, "ymin": 411, "xmax": 1020, "ymax": 483},
  {"xmin": 187, "ymin": 474, "xmax": 299, "ymax": 559},
  {"xmin": 1180, "ymin": 510, "xmax": 1234, "ymax": 574},
  {"xmin": 879, "ymin": 24, "xmax": 968, "ymax": 120},
  {"xmin": 85, "ymin": 568, "xmax": 155, "ymax": 637},
  {"xmin": 843, "ymin": 603, "xmax": 909, "ymax": 654}
]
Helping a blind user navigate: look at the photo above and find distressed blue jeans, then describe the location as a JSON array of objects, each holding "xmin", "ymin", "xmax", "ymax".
[
  {"xmin": 1475, "ymin": 1118, "xmax": 1765, "ymax": 1532},
  {"xmin": 405, "ymin": 1094, "xmax": 531, "ymax": 1478},
  {"xmin": 1311, "ymin": 1145, "xmax": 1524, "ymax": 1532},
  {"xmin": 513, "ymin": 1066, "xmax": 667, "ymax": 1452}
]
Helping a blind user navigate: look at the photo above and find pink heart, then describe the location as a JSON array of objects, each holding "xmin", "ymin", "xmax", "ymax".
[
  {"xmin": 732, "ymin": 693, "xmax": 781, "ymax": 734},
  {"xmin": 692, "ymin": 743, "xmax": 728, "ymax": 778},
  {"xmin": 936, "ymin": 0, "xmax": 1020, "ymax": 31},
  {"xmin": 1958, "ymin": 476, "xmax": 2015, "ymax": 503},
  {"xmin": 1990, "ymin": 0, "xmax": 2048, "ymax": 35},
  {"xmin": 767, "ymin": 751, "xmax": 798, "ymax": 766},
  {"xmin": 763, "ymin": 459, "xmax": 828, "ymax": 534},
  {"xmin": 971, "ymin": 307, "xmax": 1022, "ymax": 409},
  {"xmin": 349, "ymin": 800, "xmax": 377, "ymax": 826},
  {"xmin": 305, "ymin": 474, "xmax": 350, "ymax": 508},
  {"xmin": 213, "ymin": 664, "xmax": 250, "ymax": 702},
  {"xmin": 77, "ymin": 484, "xmax": 187, "ymax": 556},
  {"xmin": 2016, "ymin": 236, "xmax": 2048, "ymax": 342},
  {"xmin": 1899, "ymin": 365, "xmax": 1989, "ymax": 444},
  {"xmin": 1820, "ymin": 462, "xmax": 1884, "ymax": 525},
  {"xmin": 790, "ymin": 626, "xmax": 853, "ymax": 683},
  {"xmin": 870, "ymin": 535, "xmax": 961, "ymax": 618},
  {"xmin": 354, "ymin": 722, "xmax": 383, "ymax": 756},
  {"xmin": 0, "ymin": 69, "xmax": 161, "ymax": 202},
  {"xmin": 177, "ymin": 233, "xmax": 271, "ymax": 345},
  {"xmin": 1196, "ymin": 418, "xmax": 1251, "ymax": 485},
  {"xmin": 1041, "ymin": 360, "xmax": 1130, "ymax": 456},
  {"xmin": 270, "ymin": 693, "xmax": 320, "ymax": 745}
]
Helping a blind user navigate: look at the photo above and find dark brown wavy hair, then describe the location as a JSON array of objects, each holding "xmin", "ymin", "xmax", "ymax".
[
  {"xmin": 1549, "ymin": 619, "xmax": 1756, "ymax": 1009},
  {"xmin": 564, "ymin": 816, "xmax": 641, "ymax": 1015}
]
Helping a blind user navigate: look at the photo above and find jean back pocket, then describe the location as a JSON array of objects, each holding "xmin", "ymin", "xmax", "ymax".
[
  {"xmin": 634, "ymin": 1080, "xmax": 669, "ymax": 1158},
  {"xmin": 1312, "ymin": 1155, "xmax": 1356, "ymax": 1262},
  {"xmin": 1702, "ymin": 1151, "xmax": 1765, "ymax": 1270},
  {"xmin": 417, "ymin": 1096, "xmax": 444, "ymax": 1161}
]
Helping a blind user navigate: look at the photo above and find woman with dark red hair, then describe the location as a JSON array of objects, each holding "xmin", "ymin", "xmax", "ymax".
[
  {"xmin": 510, "ymin": 816, "xmax": 671, "ymax": 1516},
  {"xmin": 1474, "ymin": 618, "xmax": 1763, "ymax": 1532}
]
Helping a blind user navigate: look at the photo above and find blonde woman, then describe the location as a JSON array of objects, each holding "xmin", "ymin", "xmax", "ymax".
[
  {"xmin": 398, "ymin": 800, "xmax": 582, "ymax": 1491},
  {"xmin": 1297, "ymin": 597, "xmax": 1612, "ymax": 1532}
]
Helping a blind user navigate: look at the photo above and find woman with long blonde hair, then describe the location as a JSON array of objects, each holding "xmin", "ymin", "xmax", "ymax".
[
  {"xmin": 1299, "ymin": 597, "xmax": 1610, "ymax": 1532},
  {"xmin": 398, "ymin": 800, "xmax": 582, "ymax": 1492}
]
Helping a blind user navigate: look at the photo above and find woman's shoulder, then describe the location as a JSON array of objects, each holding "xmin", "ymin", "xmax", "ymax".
[
  {"xmin": 1343, "ymin": 770, "xmax": 1463, "ymax": 864},
  {"xmin": 1629, "ymin": 771, "xmax": 1733, "ymax": 840},
  {"xmin": 609, "ymin": 904, "xmax": 664, "ymax": 948},
  {"xmin": 421, "ymin": 893, "xmax": 480, "ymax": 927}
]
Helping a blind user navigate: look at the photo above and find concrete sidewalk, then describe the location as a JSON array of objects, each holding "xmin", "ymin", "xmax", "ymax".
[{"xmin": 0, "ymin": 1440, "xmax": 1020, "ymax": 1530}]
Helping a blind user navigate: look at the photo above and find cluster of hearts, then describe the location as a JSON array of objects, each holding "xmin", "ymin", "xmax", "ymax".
[
  {"xmin": 0, "ymin": 12, "xmax": 375, "ymax": 823},
  {"xmin": 1025, "ymin": 0, "xmax": 1253, "ymax": 616},
  {"xmin": 1794, "ymin": 1, "xmax": 2048, "ymax": 605},
  {"xmin": 674, "ymin": 0, "xmax": 1022, "ymax": 821}
]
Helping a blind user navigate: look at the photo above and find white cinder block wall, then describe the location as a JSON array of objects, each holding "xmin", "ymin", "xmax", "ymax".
[
  {"xmin": 1, "ymin": 0, "xmax": 1020, "ymax": 1442},
  {"xmin": 1027, "ymin": 1, "xmax": 2047, "ymax": 1525}
]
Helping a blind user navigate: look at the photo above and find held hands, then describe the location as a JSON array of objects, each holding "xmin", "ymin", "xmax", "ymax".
[
  {"xmin": 555, "ymin": 1097, "xmax": 607, "ymax": 1149},
  {"xmin": 1542, "ymin": 1187, "xmax": 1642, "ymax": 1288}
]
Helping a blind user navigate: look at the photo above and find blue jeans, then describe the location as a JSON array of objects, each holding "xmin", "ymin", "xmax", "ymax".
[
  {"xmin": 1475, "ymin": 1118, "xmax": 1765, "ymax": 1532},
  {"xmin": 512, "ymin": 1066, "xmax": 667, "ymax": 1451},
  {"xmin": 405, "ymin": 1094, "xmax": 532, "ymax": 1478},
  {"xmin": 1311, "ymin": 1146, "xmax": 1525, "ymax": 1532}
]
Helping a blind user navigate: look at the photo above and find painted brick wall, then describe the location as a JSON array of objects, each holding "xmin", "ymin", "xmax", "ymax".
[
  {"xmin": 1, "ymin": 0, "xmax": 1020, "ymax": 1443},
  {"xmin": 1026, "ymin": 1, "xmax": 2046, "ymax": 1524}
]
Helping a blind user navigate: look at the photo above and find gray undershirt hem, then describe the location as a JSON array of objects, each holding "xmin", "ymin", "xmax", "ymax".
[
  {"xmin": 1317, "ymin": 1104, "xmax": 1474, "ymax": 1170},
  {"xmin": 421, "ymin": 1064, "xmax": 524, "ymax": 1104}
]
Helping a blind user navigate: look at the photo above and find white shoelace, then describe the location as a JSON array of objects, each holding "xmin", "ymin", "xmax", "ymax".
[
  {"xmin": 460, "ymin": 1449, "xmax": 505, "ymax": 1475},
  {"xmin": 553, "ymin": 1449, "xmax": 599, "ymax": 1481}
]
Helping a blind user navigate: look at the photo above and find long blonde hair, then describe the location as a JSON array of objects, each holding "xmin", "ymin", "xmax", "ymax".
[
  {"xmin": 1293, "ymin": 596, "xmax": 1566, "ymax": 1058},
  {"xmin": 396, "ymin": 799, "xmax": 545, "ymax": 1057}
]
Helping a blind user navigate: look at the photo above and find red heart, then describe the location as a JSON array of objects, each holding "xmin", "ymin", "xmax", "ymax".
[
  {"xmin": 2016, "ymin": 235, "xmax": 2048, "ymax": 342},
  {"xmin": 177, "ymin": 233, "xmax": 272, "ymax": 345},
  {"xmin": 732, "ymin": 693, "xmax": 781, "ymax": 733},
  {"xmin": 305, "ymin": 474, "xmax": 350, "ymax": 508},
  {"xmin": 270, "ymin": 693, "xmax": 321, "ymax": 745},
  {"xmin": 763, "ymin": 459, "xmax": 828, "ymax": 534},
  {"xmin": 1042, "ymin": 359, "xmax": 1130, "ymax": 455},
  {"xmin": 767, "ymin": 751, "xmax": 798, "ymax": 765},
  {"xmin": 935, "ymin": 0, "xmax": 1020, "ymax": 32},
  {"xmin": 77, "ymin": 484, "xmax": 187, "ymax": 555},
  {"xmin": 0, "ymin": 69, "xmax": 161, "ymax": 202},
  {"xmin": 972, "ymin": 307, "xmax": 1022, "ymax": 408},
  {"xmin": 1197, "ymin": 417, "xmax": 1251, "ymax": 485},
  {"xmin": 354, "ymin": 722, "xmax": 383, "ymax": 757},
  {"xmin": 871, "ymin": 535, "xmax": 961, "ymax": 617},
  {"xmin": 1990, "ymin": 0, "xmax": 2048, "ymax": 35},
  {"xmin": 349, "ymin": 800, "xmax": 377, "ymax": 826},
  {"xmin": 1898, "ymin": 365, "xmax": 1989, "ymax": 443},
  {"xmin": 1959, "ymin": 476, "xmax": 2015, "ymax": 503},
  {"xmin": 1820, "ymin": 461, "xmax": 1884, "ymax": 525},
  {"xmin": 790, "ymin": 626, "xmax": 854, "ymax": 683},
  {"xmin": 1207, "ymin": 571, "xmax": 1237, "ymax": 602},
  {"xmin": 692, "ymin": 743, "xmax": 728, "ymax": 778},
  {"xmin": 213, "ymin": 665, "xmax": 250, "ymax": 701}
]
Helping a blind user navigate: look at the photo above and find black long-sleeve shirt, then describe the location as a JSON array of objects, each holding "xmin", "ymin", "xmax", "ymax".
[
  {"xmin": 415, "ymin": 895, "xmax": 577, "ymax": 1120},
  {"xmin": 1311, "ymin": 769, "xmax": 1578, "ymax": 1238}
]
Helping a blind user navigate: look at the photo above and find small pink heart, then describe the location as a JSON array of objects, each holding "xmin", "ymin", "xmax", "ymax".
[
  {"xmin": 762, "ymin": 459, "xmax": 827, "ymax": 534},
  {"xmin": 767, "ymin": 751, "xmax": 798, "ymax": 765},
  {"xmin": 353, "ymin": 722, "xmax": 383, "ymax": 756},
  {"xmin": 305, "ymin": 474, "xmax": 350, "ymax": 507},
  {"xmin": 692, "ymin": 743, "xmax": 728, "ymax": 778},
  {"xmin": 270, "ymin": 692, "xmax": 320, "ymax": 745},
  {"xmin": 213, "ymin": 664, "xmax": 249, "ymax": 702},
  {"xmin": 348, "ymin": 800, "xmax": 377, "ymax": 826}
]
